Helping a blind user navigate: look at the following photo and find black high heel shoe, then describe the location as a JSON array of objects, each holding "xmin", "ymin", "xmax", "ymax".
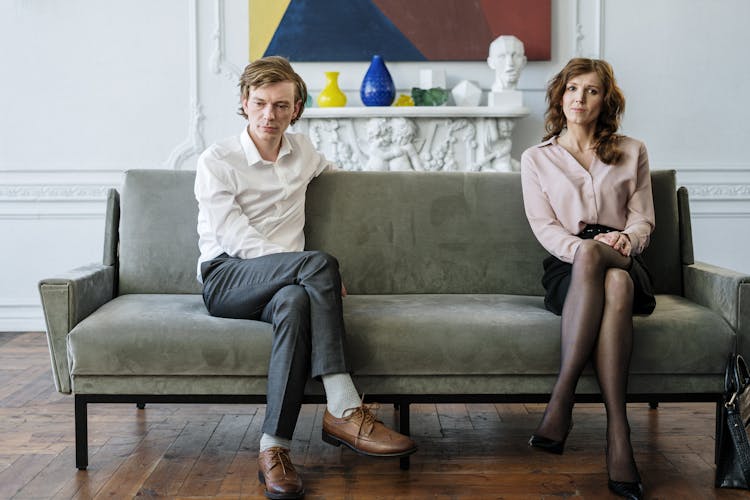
[
  {"xmin": 528, "ymin": 424, "xmax": 572, "ymax": 455},
  {"xmin": 608, "ymin": 476, "xmax": 643, "ymax": 499},
  {"xmin": 606, "ymin": 443, "xmax": 643, "ymax": 499}
]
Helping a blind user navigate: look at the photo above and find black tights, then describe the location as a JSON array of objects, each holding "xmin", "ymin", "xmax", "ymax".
[{"xmin": 535, "ymin": 239, "xmax": 639, "ymax": 483}]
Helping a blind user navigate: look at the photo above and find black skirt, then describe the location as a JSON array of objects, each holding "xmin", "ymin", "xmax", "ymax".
[{"xmin": 541, "ymin": 225, "xmax": 656, "ymax": 316}]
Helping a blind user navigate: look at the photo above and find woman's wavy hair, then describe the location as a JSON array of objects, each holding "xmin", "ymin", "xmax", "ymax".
[
  {"xmin": 238, "ymin": 56, "xmax": 307, "ymax": 125},
  {"xmin": 544, "ymin": 58, "xmax": 626, "ymax": 165}
]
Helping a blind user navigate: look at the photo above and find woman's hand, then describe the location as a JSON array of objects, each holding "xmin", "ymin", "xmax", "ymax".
[
  {"xmin": 594, "ymin": 231, "xmax": 631, "ymax": 256},
  {"xmin": 341, "ymin": 281, "xmax": 348, "ymax": 297}
]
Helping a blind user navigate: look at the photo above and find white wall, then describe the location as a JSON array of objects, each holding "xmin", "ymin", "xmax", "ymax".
[
  {"xmin": 1, "ymin": 0, "xmax": 748, "ymax": 331},
  {"xmin": 602, "ymin": 0, "xmax": 750, "ymax": 278}
]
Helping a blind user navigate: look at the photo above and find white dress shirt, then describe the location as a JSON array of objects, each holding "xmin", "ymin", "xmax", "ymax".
[
  {"xmin": 194, "ymin": 127, "xmax": 335, "ymax": 281},
  {"xmin": 521, "ymin": 135, "xmax": 655, "ymax": 263}
]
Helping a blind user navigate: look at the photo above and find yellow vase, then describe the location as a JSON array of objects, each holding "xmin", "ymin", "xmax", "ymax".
[{"xmin": 317, "ymin": 71, "xmax": 347, "ymax": 107}]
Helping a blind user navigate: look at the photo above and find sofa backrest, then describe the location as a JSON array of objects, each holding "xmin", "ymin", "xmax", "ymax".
[
  {"xmin": 305, "ymin": 170, "xmax": 683, "ymax": 295},
  {"xmin": 114, "ymin": 169, "xmax": 684, "ymax": 296},
  {"xmin": 118, "ymin": 170, "xmax": 201, "ymax": 295}
]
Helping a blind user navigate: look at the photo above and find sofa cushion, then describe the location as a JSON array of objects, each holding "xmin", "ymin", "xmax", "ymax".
[
  {"xmin": 343, "ymin": 294, "xmax": 733, "ymax": 377},
  {"xmin": 68, "ymin": 295, "xmax": 273, "ymax": 377},
  {"xmin": 68, "ymin": 294, "xmax": 733, "ymax": 381}
]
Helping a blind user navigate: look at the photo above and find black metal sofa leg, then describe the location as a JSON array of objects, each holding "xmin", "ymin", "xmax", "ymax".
[
  {"xmin": 75, "ymin": 394, "xmax": 88, "ymax": 470},
  {"xmin": 399, "ymin": 402, "xmax": 411, "ymax": 470}
]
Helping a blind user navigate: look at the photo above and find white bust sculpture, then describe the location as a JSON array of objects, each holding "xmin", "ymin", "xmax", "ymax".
[{"xmin": 487, "ymin": 35, "xmax": 527, "ymax": 92}]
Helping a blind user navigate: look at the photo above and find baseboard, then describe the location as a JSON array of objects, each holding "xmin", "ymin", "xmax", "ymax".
[{"xmin": 0, "ymin": 302, "xmax": 44, "ymax": 332}]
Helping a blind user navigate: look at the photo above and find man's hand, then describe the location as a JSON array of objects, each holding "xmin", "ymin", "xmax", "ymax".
[
  {"xmin": 341, "ymin": 281, "xmax": 348, "ymax": 297},
  {"xmin": 594, "ymin": 231, "xmax": 631, "ymax": 257}
]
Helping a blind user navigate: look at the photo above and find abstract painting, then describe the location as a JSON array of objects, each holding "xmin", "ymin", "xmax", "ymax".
[{"xmin": 250, "ymin": 0, "xmax": 550, "ymax": 62}]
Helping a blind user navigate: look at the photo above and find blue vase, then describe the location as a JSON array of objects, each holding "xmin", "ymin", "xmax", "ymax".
[{"xmin": 360, "ymin": 55, "xmax": 395, "ymax": 107}]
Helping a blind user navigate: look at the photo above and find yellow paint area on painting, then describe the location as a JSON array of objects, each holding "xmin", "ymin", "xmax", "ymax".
[{"xmin": 249, "ymin": 0, "xmax": 291, "ymax": 61}]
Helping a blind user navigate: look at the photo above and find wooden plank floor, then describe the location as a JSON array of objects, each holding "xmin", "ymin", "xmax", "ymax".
[{"xmin": 1, "ymin": 331, "xmax": 748, "ymax": 499}]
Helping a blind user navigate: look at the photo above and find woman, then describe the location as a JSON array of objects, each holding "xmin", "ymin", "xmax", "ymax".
[{"xmin": 521, "ymin": 58, "xmax": 655, "ymax": 500}]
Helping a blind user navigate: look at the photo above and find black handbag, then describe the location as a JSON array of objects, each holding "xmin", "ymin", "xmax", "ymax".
[{"xmin": 716, "ymin": 353, "xmax": 750, "ymax": 489}]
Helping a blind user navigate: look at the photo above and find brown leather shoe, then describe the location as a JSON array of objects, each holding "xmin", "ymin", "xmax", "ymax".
[
  {"xmin": 257, "ymin": 447, "xmax": 304, "ymax": 499},
  {"xmin": 322, "ymin": 405, "xmax": 417, "ymax": 457}
]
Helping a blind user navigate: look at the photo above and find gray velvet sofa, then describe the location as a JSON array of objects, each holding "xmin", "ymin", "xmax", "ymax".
[{"xmin": 39, "ymin": 169, "xmax": 750, "ymax": 470}]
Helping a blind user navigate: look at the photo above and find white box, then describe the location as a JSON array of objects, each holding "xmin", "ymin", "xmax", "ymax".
[{"xmin": 419, "ymin": 69, "xmax": 447, "ymax": 89}]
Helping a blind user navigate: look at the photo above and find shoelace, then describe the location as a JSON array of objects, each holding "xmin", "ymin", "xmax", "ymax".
[
  {"xmin": 342, "ymin": 403, "xmax": 381, "ymax": 437},
  {"xmin": 267, "ymin": 447, "xmax": 295, "ymax": 476}
]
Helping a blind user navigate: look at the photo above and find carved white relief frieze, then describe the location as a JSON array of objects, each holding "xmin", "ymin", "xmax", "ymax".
[
  {"xmin": 474, "ymin": 118, "xmax": 519, "ymax": 172},
  {"xmin": 298, "ymin": 114, "xmax": 523, "ymax": 173}
]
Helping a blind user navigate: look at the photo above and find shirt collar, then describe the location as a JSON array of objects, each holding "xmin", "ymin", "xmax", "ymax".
[
  {"xmin": 537, "ymin": 136, "xmax": 557, "ymax": 148},
  {"xmin": 239, "ymin": 126, "xmax": 293, "ymax": 166}
]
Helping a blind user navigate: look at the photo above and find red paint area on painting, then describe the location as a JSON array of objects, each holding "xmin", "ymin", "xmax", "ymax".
[
  {"xmin": 372, "ymin": 0, "xmax": 493, "ymax": 60},
  {"xmin": 372, "ymin": 0, "xmax": 550, "ymax": 61},
  {"xmin": 481, "ymin": 0, "xmax": 550, "ymax": 60}
]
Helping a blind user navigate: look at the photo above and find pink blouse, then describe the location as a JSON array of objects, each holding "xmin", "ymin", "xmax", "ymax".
[{"xmin": 520, "ymin": 135, "xmax": 655, "ymax": 263}]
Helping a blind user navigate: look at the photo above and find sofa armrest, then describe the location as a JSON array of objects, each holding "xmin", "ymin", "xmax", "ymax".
[
  {"xmin": 38, "ymin": 263, "xmax": 116, "ymax": 393},
  {"xmin": 683, "ymin": 261, "xmax": 750, "ymax": 357}
]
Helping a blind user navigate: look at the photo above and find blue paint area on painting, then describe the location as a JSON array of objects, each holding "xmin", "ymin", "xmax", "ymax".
[{"xmin": 265, "ymin": 0, "xmax": 425, "ymax": 61}]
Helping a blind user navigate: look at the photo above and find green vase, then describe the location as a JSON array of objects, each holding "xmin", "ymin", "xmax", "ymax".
[{"xmin": 317, "ymin": 71, "xmax": 347, "ymax": 107}]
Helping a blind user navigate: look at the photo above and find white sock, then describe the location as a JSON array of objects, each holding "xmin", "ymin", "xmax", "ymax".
[
  {"xmin": 322, "ymin": 372, "xmax": 362, "ymax": 418},
  {"xmin": 260, "ymin": 433, "xmax": 292, "ymax": 452}
]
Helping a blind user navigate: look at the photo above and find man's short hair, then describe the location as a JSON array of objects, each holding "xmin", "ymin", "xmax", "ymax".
[{"xmin": 238, "ymin": 56, "xmax": 308, "ymax": 124}]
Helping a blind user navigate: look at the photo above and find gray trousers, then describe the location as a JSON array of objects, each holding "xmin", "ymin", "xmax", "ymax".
[{"xmin": 201, "ymin": 250, "xmax": 349, "ymax": 439}]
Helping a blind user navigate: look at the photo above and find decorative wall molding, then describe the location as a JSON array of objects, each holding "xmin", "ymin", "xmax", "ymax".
[
  {"xmin": 0, "ymin": 185, "xmax": 109, "ymax": 201},
  {"xmin": 0, "ymin": 170, "xmax": 118, "ymax": 218},
  {"xmin": 669, "ymin": 163, "xmax": 750, "ymax": 172},
  {"xmin": 575, "ymin": 0, "xmax": 604, "ymax": 58},
  {"xmin": 0, "ymin": 170, "xmax": 121, "ymax": 199},
  {"xmin": 163, "ymin": 0, "xmax": 205, "ymax": 170},
  {"xmin": 0, "ymin": 207, "xmax": 106, "ymax": 220},
  {"xmin": 670, "ymin": 163, "xmax": 750, "ymax": 203},
  {"xmin": 210, "ymin": 0, "xmax": 242, "ymax": 80},
  {"xmin": 692, "ymin": 212, "xmax": 750, "ymax": 219},
  {"xmin": 0, "ymin": 165, "xmax": 746, "ymax": 214},
  {"xmin": 685, "ymin": 184, "xmax": 750, "ymax": 200}
]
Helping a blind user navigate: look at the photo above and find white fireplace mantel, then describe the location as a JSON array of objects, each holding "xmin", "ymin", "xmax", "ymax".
[{"xmin": 292, "ymin": 106, "xmax": 530, "ymax": 173}]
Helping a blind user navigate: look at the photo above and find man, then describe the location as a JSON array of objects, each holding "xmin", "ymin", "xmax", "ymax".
[
  {"xmin": 195, "ymin": 56, "xmax": 416, "ymax": 499},
  {"xmin": 487, "ymin": 35, "xmax": 527, "ymax": 92}
]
